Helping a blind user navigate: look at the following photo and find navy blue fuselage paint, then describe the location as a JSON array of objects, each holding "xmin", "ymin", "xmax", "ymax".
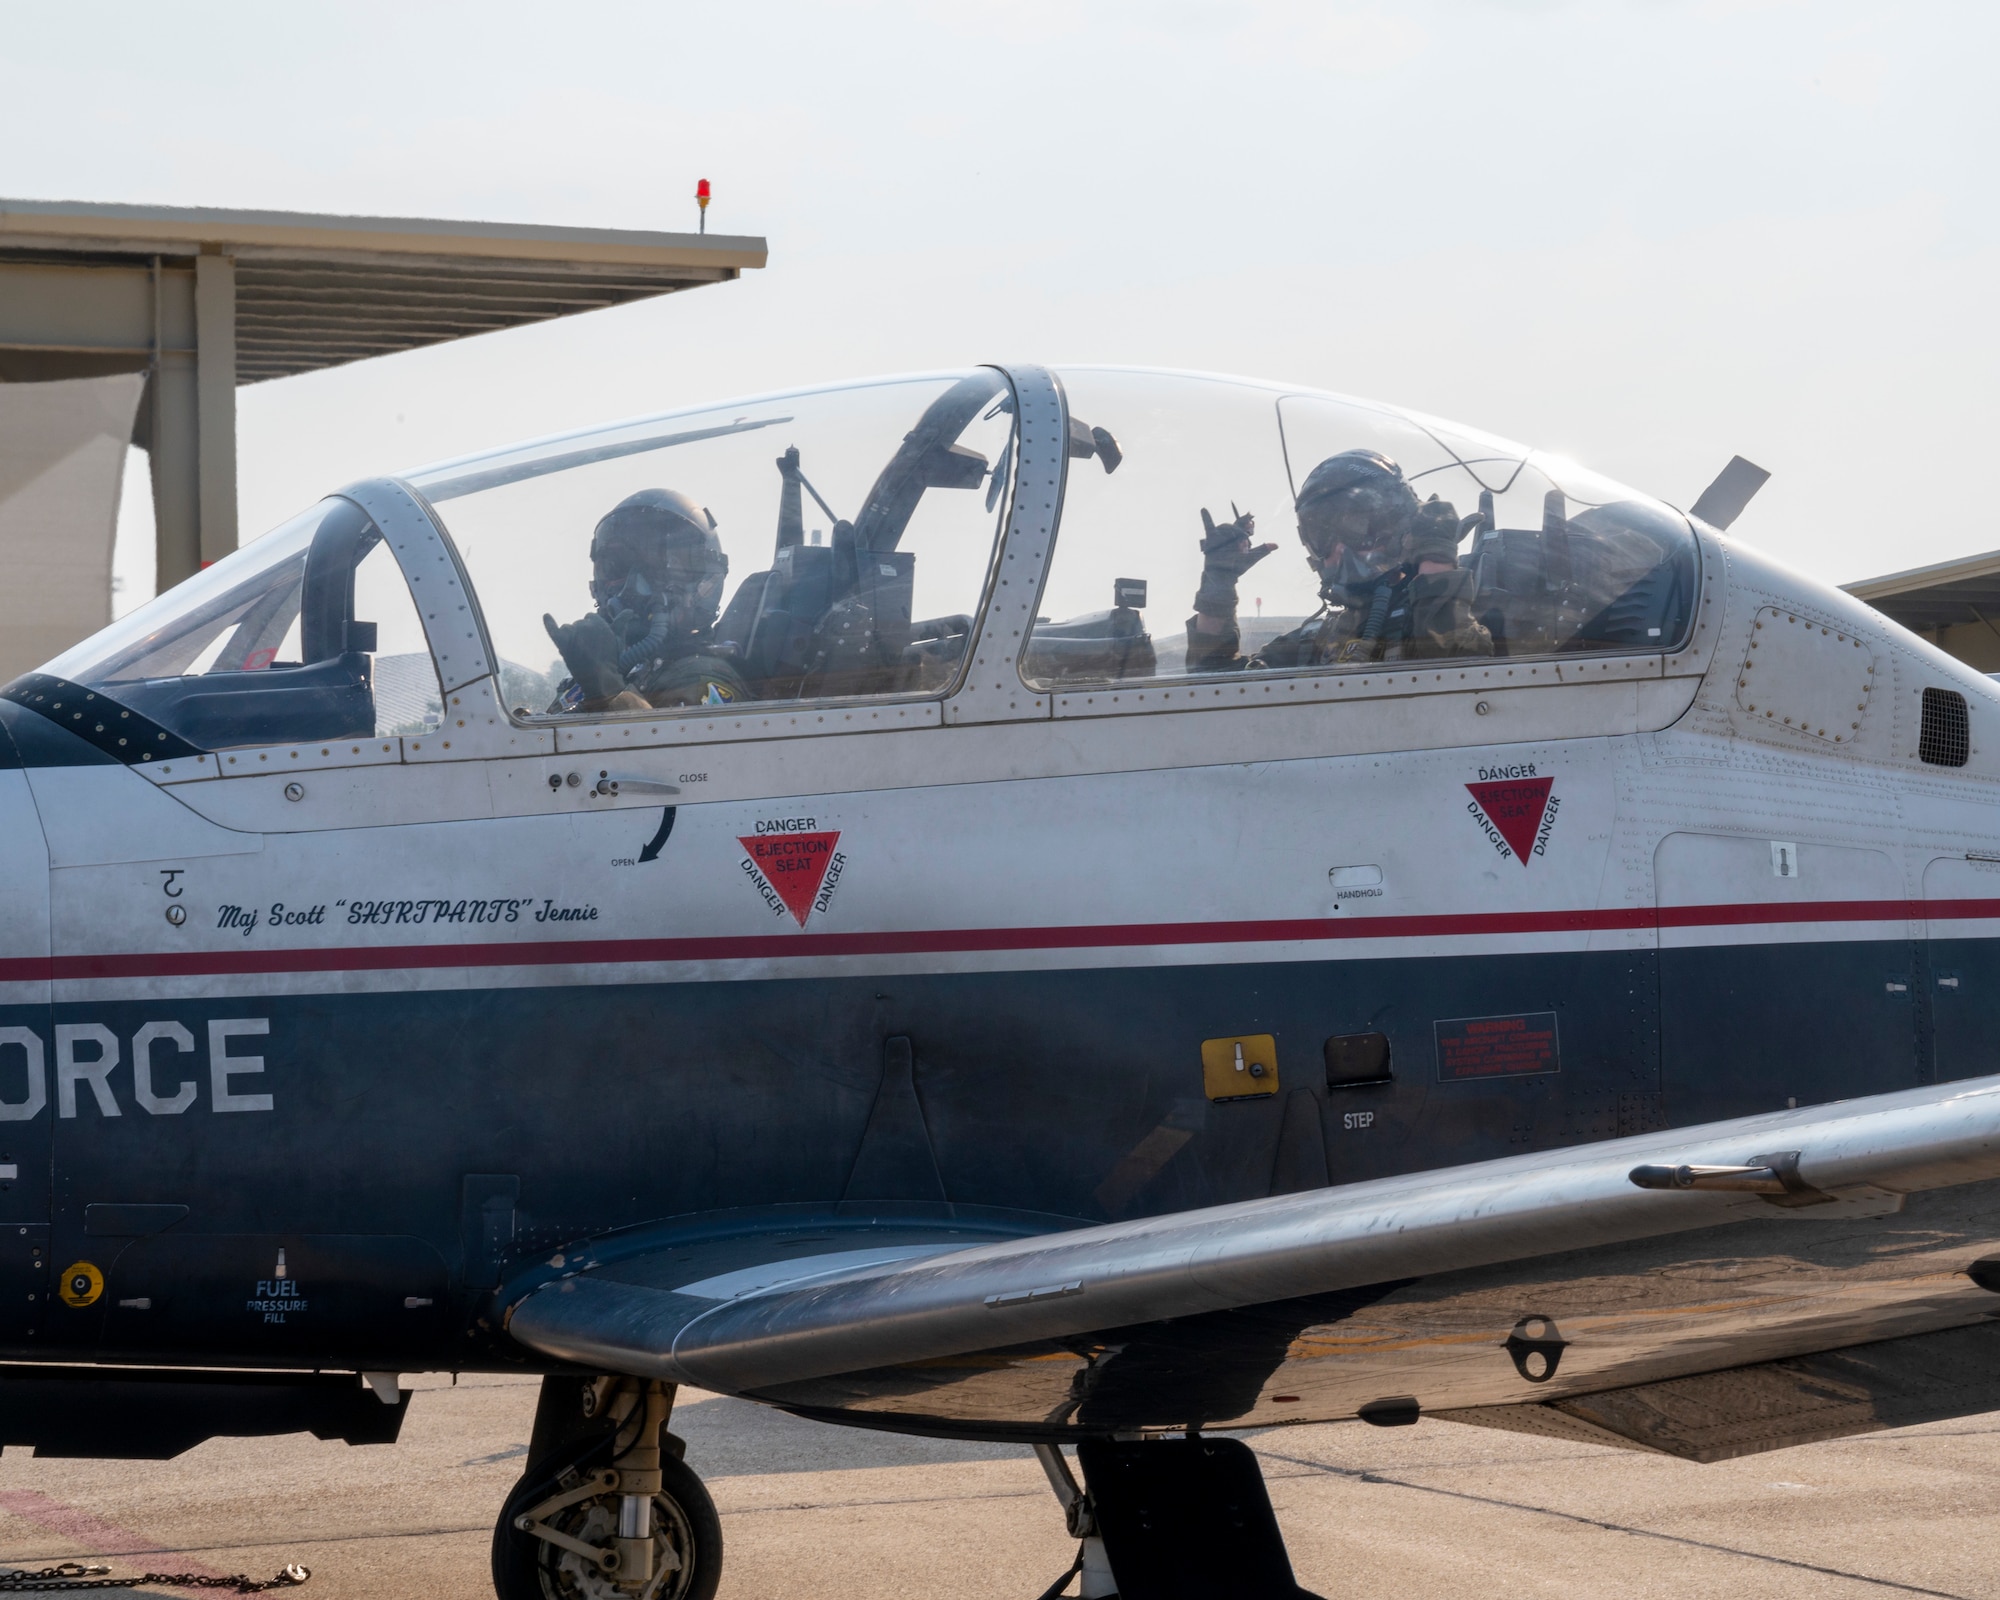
[
  {"xmin": 4, "ymin": 932, "xmax": 1929, "ymax": 1371},
  {"xmin": 1928, "ymin": 932, "xmax": 2000, "ymax": 1085},
  {"xmin": 0, "ymin": 697, "xmax": 115, "ymax": 769},
  {"xmin": 0, "ymin": 705, "xmax": 55, "ymax": 1338}
]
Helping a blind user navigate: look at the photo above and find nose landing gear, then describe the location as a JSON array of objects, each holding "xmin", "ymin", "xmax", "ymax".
[{"xmin": 492, "ymin": 1377, "xmax": 721, "ymax": 1600}]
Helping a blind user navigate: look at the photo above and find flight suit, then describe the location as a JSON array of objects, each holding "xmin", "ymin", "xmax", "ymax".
[
  {"xmin": 547, "ymin": 615, "xmax": 754, "ymax": 713},
  {"xmin": 630, "ymin": 649, "xmax": 752, "ymax": 708},
  {"xmin": 1188, "ymin": 565, "xmax": 1492, "ymax": 672},
  {"xmin": 1186, "ymin": 505, "xmax": 1493, "ymax": 672}
]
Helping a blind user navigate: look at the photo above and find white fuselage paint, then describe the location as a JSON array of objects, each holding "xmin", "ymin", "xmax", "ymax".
[{"xmin": 5, "ymin": 527, "xmax": 1995, "ymax": 1102}]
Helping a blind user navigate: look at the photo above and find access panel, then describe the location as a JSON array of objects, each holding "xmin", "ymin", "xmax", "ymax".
[
  {"xmin": 1658, "ymin": 833, "xmax": 1919, "ymax": 1120},
  {"xmin": 88, "ymin": 1232, "xmax": 449, "ymax": 1367},
  {"xmin": 1923, "ymin": 856, "xmax": 2000, "ymax": 1084}
]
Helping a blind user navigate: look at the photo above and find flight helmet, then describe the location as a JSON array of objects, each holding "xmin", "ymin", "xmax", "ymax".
[
  {"xmin": 1294, "ymin": 449, "xmax": 1421, "ymax": 598},
  {"xmin": 589, "ymin": 488, "xmax": 730, "ymax": 639}
]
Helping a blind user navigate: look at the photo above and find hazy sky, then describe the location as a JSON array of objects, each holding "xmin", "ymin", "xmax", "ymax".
[{"xmin": 7, "ymin": 1, "xmax": 1995, "ymax": 602}]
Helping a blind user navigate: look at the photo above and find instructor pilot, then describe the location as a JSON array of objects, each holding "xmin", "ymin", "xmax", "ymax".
[
  {"xmin": 543, "ymin": 488, "xmax": 752, "ymax": 713},
  {"xmin": 1185, "ymin": 448, "xmax": 1491, "ymax": 672}
]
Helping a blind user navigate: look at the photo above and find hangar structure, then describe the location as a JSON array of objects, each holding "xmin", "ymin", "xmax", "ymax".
[
  {"xmin": 1845, "ymin": 550, "xmax": 2000, "ymax": 675},
  {"xmin": 0, "ymin": 198, "xmax": 765, "ymax": 680}
]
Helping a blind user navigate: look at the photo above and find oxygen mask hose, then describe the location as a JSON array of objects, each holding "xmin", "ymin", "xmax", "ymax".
[
  {"xmin": 615, "ymin": 608, "xmax": 672, "ymax": 673},
  {"xmin": 600, "ymin": 571, "xmax": 675, "ymax": 675},
  {"xmin": 1359, "ymin": 579, "xmax": 1396, "ymax": 641}
]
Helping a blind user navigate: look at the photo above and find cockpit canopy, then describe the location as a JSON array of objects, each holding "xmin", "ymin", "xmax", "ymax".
[
  {"xmin": 1024, "ymin": 369, "xmax": 1695, "ymax": 685},
  {"xmin": 32, "ymin": 494, "xmax": 443, "ymax": 752},
  {"xmin": 30, "ymin": 365, "xmax": 1698, "ymax": 753},
  {"xmin": 413, "ymin": 369, "xmax": 1015, "ymax": 712}
]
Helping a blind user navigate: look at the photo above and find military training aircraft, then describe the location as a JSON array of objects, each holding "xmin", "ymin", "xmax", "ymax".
[{"xmin": 4, "ymin": 362, "xmax": 2000, "ymax": 1600}]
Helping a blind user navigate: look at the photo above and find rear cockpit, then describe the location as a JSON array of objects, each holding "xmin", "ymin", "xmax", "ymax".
[{"xmin": 1024, "ymin": 369, "xmax": 1699, "ymax": 687}]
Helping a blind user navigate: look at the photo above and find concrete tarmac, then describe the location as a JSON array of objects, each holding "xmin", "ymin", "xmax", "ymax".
[{"xmin": 0, "ymin": 1373, "xmax": 1994, "ymax": 1598}]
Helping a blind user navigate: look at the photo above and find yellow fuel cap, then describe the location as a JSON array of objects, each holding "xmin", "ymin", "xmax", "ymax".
[
  {"xmin": 1202, "ymin": 1035, "xmax": 1278, "ymax": 1102},
  {"xmin": 58, "ymin": 1260, "xmax": 103, "ymax": 1308}
]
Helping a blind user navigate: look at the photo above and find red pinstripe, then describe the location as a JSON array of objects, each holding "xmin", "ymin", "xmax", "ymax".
[{"xmin": 4, "ymin": 896, "xmax": 1988, "ymax": 984}]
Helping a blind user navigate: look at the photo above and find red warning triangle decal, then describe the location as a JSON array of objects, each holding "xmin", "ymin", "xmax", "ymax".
[
  {"xmin": 1465, "ymin": 778, "xmax": 1553, "ymax": 866},
  {"xmin": 740, "ymin": 831, "xmax": 841, "ymax": 927}
]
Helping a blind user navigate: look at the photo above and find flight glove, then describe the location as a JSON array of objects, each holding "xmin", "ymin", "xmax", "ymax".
[
  {"xmin": 1408, "ymin": 495, "xmax": 1465, "ymax": 567},
  {"xmin": 1194, "ymin": 507, "xmax": 1277, "ymax": 617},
  {"xmin": 543, "ymin": 612, "xmax": 627, "ymax": 703}
]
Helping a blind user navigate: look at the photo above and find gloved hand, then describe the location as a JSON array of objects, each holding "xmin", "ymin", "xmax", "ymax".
[
  {"xmin": 1408, "ymin": 494, "xmax": 1464, "ymax": 568},
  {"xmin": 1194, "ymin": 507, "xmax": 1277, "ymax": 616},
  {"xmin": 543, "ymin": 611, "xmax": 626, "ymax": 703}
]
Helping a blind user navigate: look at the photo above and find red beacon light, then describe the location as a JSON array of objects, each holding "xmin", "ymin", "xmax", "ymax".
[{"xmin": 695, "ymin": 179, "xmax": 711, "ymax": 234}]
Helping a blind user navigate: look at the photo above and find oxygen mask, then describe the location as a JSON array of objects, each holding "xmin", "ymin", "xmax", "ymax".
[
  {"xmin": 592, "ymin": 569, "xmax": 660, "ymax": 640},
  {"xmin": 1301, "ymin": 496, "xmax": 1403, "ymax": 606}
]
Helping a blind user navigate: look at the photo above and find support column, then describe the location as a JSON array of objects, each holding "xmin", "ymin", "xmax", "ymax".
[
  {"xmin": 148, "ymin": 264, "xmax": 201, "ymax": 591},
  {"xmin": 193, "ymin": 249, "xmax": 238, "ymax": 568},
  {"xmin": 147, "ymin": 359, "xmax": 200, "ymax": 591}
]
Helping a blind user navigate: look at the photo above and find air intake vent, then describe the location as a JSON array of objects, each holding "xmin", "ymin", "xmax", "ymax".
[{"xmin": 1920, "ymin": 687, "xmax": 1970, "ymax": 768}]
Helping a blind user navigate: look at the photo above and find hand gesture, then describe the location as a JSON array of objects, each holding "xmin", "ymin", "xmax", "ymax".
[
  {"xmin": 1194, "ymin": 506, "xmax": 1277, "ymax": 618},
  {"xmin": 543, "ymin": 611, "xmax": 626, "ymax": 703},
  {"xmin": 1200, "ymin": 506, "xmax": 1278, "ymax": 577}
]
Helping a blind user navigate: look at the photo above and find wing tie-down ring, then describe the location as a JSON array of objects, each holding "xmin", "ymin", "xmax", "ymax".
[{"xmin": 1504, "ymin": 1314, "xmax": 1568, "ymax": 1383}]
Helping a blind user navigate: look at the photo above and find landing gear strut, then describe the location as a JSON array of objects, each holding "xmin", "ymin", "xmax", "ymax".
[
  {"xmin": 1033, "ymin": 1446, "xmax": 1116, "ymax": 1599},
  {"xmin": 493, "ymin": 1377, "xmax": 721, "ymax": 1600}
]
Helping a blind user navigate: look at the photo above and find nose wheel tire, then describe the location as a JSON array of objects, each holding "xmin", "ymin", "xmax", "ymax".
[{"xmin": 492, "ymin": 1449, "xmax": 722, "ymax": 1600}]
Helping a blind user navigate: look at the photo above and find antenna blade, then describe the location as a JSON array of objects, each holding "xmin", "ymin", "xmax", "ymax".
[{"xmin": 1689, "ymin": 455, "xmax": 1771, "ymax": 530}]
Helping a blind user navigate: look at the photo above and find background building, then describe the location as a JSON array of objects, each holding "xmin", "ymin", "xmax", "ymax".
[
  {"xmin": 1845, "ymin": 553, "xmax": 2000, "ymax": 676},
  {"xmin": 0, "ymin": 199, "xmax": 763, "ymax": 680}
]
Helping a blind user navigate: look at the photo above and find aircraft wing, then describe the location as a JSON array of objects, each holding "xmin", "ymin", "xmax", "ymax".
[{"xmin": 504, "ymin": 1076, "xmax": 2000, "ymax": 1434}]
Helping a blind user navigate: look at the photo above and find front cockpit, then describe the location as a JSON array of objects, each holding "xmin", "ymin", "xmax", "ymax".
[
  {"xmin": 413, "ymin": 368, "xmax": 1017, "ymax": 717},
  {"xmin": 24, "ymin": 369, "xmax": 1019, "ymax": 752}
]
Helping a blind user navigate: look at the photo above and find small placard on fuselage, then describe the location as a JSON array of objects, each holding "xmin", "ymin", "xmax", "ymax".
[
  {"xmin": 1201, "ymin": 1034, "xmax": 1279, "ymax": 1101},
  {"xmin": 1433, "ymin": 1013, "xmax": 1561, "ymax": 1081}
]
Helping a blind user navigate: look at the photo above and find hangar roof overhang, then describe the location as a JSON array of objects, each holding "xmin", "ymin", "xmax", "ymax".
[
  {"xmin": 1844, "ymin": 549, "xmax": 2000, "ymax": 672},
  {"xmin": 0, "ymin": 198, "xmax": 767, "ymax": 591},
  {"xmin": 0, "ymin": 198, "xmax": 767, "ymax": 383},
  {"xmin": 1843, "ymin": 549, "xmax": 2000, "ymax": 637}
]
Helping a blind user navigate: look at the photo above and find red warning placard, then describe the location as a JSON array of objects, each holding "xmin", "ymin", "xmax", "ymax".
[
  {"xmin": 739, "ymin": 830, "xmax": 842, "ymax": 927},
  {"xmin": 1465, "ymin": 777, "xmax": 1555, "ymax": 866},
  {"xmin": 1434, "ymin": 1012, "xmax": 1561, "ymax": 1080}
]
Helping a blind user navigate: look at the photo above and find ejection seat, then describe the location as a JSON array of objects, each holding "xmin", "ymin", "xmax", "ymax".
[
  {"xmin": 1469, "ymin": 488, "xmax": 1696, "ymax": 656},
  {"xmin": 716, "ymin": 372, "xmax": 1022, "ymax": 701}
]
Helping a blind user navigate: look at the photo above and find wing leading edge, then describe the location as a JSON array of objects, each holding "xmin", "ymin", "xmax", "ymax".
[{"xmin": 505, "ymin": 1076, "xmax": 2000, "ymax": 1423}]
